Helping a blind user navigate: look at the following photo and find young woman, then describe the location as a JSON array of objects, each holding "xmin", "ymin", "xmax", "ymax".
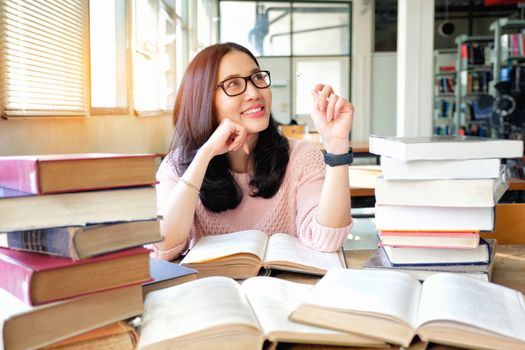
[{"xmin": 152, "ymin": 42, "xmax": 354, "ymax": 260}]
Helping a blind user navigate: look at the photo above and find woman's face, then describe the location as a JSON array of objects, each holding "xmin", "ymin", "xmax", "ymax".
[{"xmin": 214, "ymin": 50, "xmax": 272, "ymax": 133}]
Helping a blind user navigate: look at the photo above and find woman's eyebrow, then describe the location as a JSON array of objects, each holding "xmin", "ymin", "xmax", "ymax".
[{"xmin": 220, "ymin": 68, "xmax": 261, "ymax": 81}]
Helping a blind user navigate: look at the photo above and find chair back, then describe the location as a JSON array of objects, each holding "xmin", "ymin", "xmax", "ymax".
[{"xmin": 279, "ymin": 125, "xmax": 305, "ymax": 137}]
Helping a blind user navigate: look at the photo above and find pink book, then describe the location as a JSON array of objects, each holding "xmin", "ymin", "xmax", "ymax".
[{"xmin": 379, "ymin": 230, "xmax": 480, "ymax": 249}]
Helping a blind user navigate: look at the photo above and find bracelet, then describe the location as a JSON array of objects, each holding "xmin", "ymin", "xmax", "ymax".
[{"xmin": 180, "ymin": 177, "xmax": 200, "ymax": 194}]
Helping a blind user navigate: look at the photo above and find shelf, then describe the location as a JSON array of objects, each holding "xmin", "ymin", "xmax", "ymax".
[
  {"xmin": 433, "ymin": 49, "xmax": 457, "ymax": 136},
  {"xmin": 464, "ymin": 93, "xmax": 491, "ymax": 99},
  {"xmin": 505, "ymin": 56, "xmax": 525, "ymax": 61},
  {"xmin": 435, "ymin": 71, "xmax": 456, "ymax": 77},
  {"xmin": 464, "ymin": 65, "xmax": 492, "ymax": 72},
  {"xmin": 490, "ymin": 18, "xmax": 525, "ymax": 97},
  {"xmin": 454, "ymin": 35, "xmax": 494, "ymax": 45},
  {"xmin": 434, "ymin": 94, "xmax": 455, "ymax": 99},
  {"xmin": 489, "ymin": 18, "xmax": 525, "ymax": 31}
]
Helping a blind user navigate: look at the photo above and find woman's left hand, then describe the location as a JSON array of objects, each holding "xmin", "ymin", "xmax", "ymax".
[{"xmin": 310, "ymin": 84, "xmax": 354, "ymax": 152}]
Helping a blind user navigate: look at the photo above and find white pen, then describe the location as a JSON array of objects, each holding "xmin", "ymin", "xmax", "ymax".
[
  {"xmin": 297, "ymin": 72, "xmax": 328, "ymax": 100},
  {"xmin": 296, "ymin": 72, "xmax": 316, "ymax": 90}
]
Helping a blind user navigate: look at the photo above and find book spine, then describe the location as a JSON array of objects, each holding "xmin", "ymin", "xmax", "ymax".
[
  {"xmin": 0, "ymin": 159, "xmax": 39, "ymax": 194},
  {"xmin": 0, "ymin": 254, "xmax": 33, "ymax": 304},
  {"xmin": 6, "ymin": 228, "xmax": 76, "ymax": 259}
]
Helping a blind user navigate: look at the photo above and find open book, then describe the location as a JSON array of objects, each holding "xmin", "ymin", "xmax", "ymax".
[
  {"xmin": 180, "ymin": 230, "xmax": 346, "ymax": 279},
  {"xmin": 290, "ymin": 269, "xmax": 525, "ymax": 350},
  {"xmin": 137, "ymin": 276, "xmax": 385, "ymax": 350}
]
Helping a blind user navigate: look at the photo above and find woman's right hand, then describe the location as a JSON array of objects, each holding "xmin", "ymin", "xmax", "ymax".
[{"xmin": 203, "ymin": 118, "xmax": 250, "ymax": 157}]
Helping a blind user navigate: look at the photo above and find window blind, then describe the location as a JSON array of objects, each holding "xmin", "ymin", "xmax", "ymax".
[{"xmin": 0, "ymin": 0, "xmax": 89, "ymax": 117}]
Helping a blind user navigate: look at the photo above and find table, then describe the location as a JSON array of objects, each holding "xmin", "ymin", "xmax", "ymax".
[
  {"xmin": 272, "ymin": 244, "xmax": 525, "ymax": 293},
  {"xmin": 270, "ymin": 245, "xmax": 525, "ymax": 350}
]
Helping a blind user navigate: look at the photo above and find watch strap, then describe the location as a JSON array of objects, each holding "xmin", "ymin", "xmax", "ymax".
[{"xmin": 323, "ymin": 148, "xmax": 353, "ymax": 167}]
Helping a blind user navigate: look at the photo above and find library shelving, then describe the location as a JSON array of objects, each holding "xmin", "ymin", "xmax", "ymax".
[
  {"xmin": 489, "ymin": 18, "xmax": 525, "ymax": 177},
  {"xmin": 454, "ymin": 35, "xmax": 494, "ymax": 137},
  {"xmin": 433, "ymin": 49, "xmax": 457, "ymax": 135},
  {"xmin": 490, "ymin": 18, "xmax": 525, "ymax": 88}
]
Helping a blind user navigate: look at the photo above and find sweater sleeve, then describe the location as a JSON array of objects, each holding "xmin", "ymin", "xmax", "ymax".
[
  {"xmin": 145, "ymin": 154, "xmax": 191, "ymax": 261},
  {"xmin": 292, "ymin": 142, "xmax": 352, "ymax": 252}
]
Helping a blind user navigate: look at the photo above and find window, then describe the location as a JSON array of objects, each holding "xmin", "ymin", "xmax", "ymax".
[
  {"xmin": 0, "ymin": 0, "xmax": 179, "ymax": 118},
  {"xmin": 0, "ymin": 0, "xmax": 89, "ymax": 117},
  {"xmin": 132, "ymin": 0, "xmax": 177, "ymax": 115},
  {"xmin": 219, "ymin": 1, "xmax": 351, "ymax": 125},
  {"xmin": 89, "ymin": 0, "xmax": 127, "ymax": 113}
]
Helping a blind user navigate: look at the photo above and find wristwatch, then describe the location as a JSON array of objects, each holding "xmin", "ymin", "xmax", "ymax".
[{"xmin": 323, "ymin": 148, "xmax": 353, "ymax": 167}]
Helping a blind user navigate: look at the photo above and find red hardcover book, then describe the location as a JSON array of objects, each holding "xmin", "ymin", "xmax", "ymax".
[
  {"xmin": 0, "ymin": 153, "xmax": 158, "ymax": 194},
  {"xmin": 0, "ymin": 246, "xmax": 152, "ymax": 305}
]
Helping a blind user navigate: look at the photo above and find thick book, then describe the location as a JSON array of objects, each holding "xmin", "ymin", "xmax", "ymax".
[
  {"xmin": 375, "ymin": 169, "xmax": 508, "ymax": 207},
  {"xmin": 369, "ymin": 135, "xmax": 524, "ymax": 161},
  {"xmin": 363, "ymin": 244, "xmax": 496, "ymax": 282},
  {"xmin": 42, "ymin": 321, "xmax": 138, "ymax": 350},
  {"xmin": 142, "ymin": 258, "xmax": 198, "ymax": 297},
  {"xmin": 379, "ymin": 230, "xmax": 479, "ymax": 249},
  {"xmin": 290, "ymin": 269, "xmax": 525, "ymax": 350},
  {"xmin": 180, "ymin": 230, "xmax": 346, "ymax": 279},
  {"xmin": 380, "ymin": 156, "xmax": 502, "ymax": 180},
  {"xmin": 375, "ymin": 204, "xmax": 495, "ymax": 231},
  {"xmin": 382, "ymin": 238, "xmax": 494, "ymax": 266},
  {"xmin": 0, "ymin": 219, "xmax": 162, "ymax": 260},
  {"xmin": 0, "ymin": 284, "xmax": 143, "ymax": 350},
  {"xmin": 0, "ymin": 153, "xmax": 157, "ymax": 194},
  {"xmin": 0, "ymin": 186, "xmax": 157, "ymax": 232},
  {"xmin": 0, "ymin": 246, "xmax": 151, "ymax": 305},
  {"xmin": 137, "ymin": 276, "xmax": 385, "ymax": 350}
]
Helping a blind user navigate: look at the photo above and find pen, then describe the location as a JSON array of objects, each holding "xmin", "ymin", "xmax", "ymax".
[{"xmin": 296, "ymin": 72, "xmax": 316, "ymax": 90}]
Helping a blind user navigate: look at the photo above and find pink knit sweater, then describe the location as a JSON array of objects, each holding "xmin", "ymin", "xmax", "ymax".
[{"xmin": 150, "ymin": 139, "xmax": 351, "ymax": 260}]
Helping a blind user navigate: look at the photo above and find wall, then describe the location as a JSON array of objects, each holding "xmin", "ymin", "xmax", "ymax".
[
  {"xmin": 371, "ymin": 52, "xmax": 397, "ymax": 136},
  {"xmin": 0, "ymin": 115, "xmax": 173, "ymax": 156}
]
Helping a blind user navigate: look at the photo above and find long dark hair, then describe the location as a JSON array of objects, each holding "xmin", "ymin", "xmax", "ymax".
[{"xmin": 169, "ymin": 42, "xmax": 289, "ymax": 212}]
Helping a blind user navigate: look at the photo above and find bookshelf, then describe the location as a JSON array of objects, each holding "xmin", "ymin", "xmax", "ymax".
[
  {"xmin": 490, "ymin": 18, "xmax": 525, "ymax": 88},
  {"xmin": 489, "ymin": 18, "xmax": 525, "ymax": 140},
  {"xmin": 433, "ymin": 49, "xmax": 457, "ymax": 135},
  {"xmin": 454, "ymin": 35, "xmax": 494, "ymax": 136}
]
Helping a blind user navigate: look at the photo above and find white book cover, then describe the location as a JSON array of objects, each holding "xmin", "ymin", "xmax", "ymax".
[
  {"xmin": 375, "ymin": 205, "xmax": 495, "ymax": 231},
  {"xmin": 375, "ymin": 167, "xmax": 508, "ymax": 207},
  {"xmin": 369, "ymin": 135, "xmax": 523, "ymax": 161},
  {"xmin": 380, "ymin": 156, "xmax": 502, "ymax": 180}
]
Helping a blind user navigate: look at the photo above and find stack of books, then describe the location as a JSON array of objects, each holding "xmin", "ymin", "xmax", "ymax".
[
  {"xmin": 364, "ymin": 135, "xmax": 524, "ymax": 281},
  {"xmin": 0, "ymin": 153, "xmax": 164, "ymax": 349}
]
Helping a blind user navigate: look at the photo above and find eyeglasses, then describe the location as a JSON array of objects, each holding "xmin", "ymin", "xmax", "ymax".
[{"xmin": 215, "ymin": 70, "xmax": 271, "ymax": 97}]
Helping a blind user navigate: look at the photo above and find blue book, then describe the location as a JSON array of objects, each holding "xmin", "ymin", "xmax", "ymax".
[
  {"xmin": 381, "ymin": 238, "xmax": 494, "ymax": 267},
  {"xmin": 143, "ymin": 258, "xmax": 198, "ymax": 296}
]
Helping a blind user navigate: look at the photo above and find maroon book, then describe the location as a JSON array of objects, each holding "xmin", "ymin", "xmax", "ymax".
[
  {"xmin": 0, "ymin": 246, "xmax": 152, "ymax": 305},
  {"xmin": 0, "ymin": 153, "xmax": 158, "ymax": 194}
]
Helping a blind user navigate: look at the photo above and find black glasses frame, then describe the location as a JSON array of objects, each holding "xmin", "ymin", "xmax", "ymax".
[{"xmin": 215, "ymin": 70, "xmax": 271, "ymax": 97}]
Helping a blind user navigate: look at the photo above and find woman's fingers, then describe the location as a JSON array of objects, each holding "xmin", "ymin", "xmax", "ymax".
[
  {"xmin": 327, "ymin": 93, "xmax": 338, "ymax": 122},
  {"xmin": 226, "ymin": 122, "xmax": 248, "ymax": 152}
]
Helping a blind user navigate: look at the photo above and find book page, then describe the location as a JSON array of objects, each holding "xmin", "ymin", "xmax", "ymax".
[
  {"xmin": 417, "ymin": 273, "xmax": 525, "ymax": 341},
  {"xmin": 180, "ymin": 230, "xmax": 268, "ymax": 264},
  {"xmin": 0, "ymin": 287, "xmax": 32, "ymax": 350},
  {"xmin": 264, "ymin": 233, "xmax": 343, "ymax": 271},
  {"xmin": 139, "ymin": 277, "xmax": 261, "ymax": 348},
  {"xmin": 241, "ymin": 276, "xmax": 346, "ymax": 336},
  {"xmin": 301, "ymin": 269, "xmax": 422, "ymax": 328}
]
